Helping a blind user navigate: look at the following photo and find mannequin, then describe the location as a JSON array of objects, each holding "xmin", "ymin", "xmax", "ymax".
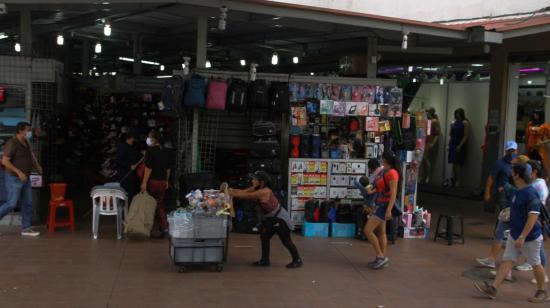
[
  {"xmin": 446, "ymin": 108, "xmax": 470, "ymax": 187},
  {"xmin": 526, "ymin": 110, "xmax": 550, "ymax": 175},
  {"xmin": 422, "ymin": 108, "xmax": 441, "ymax": 184}
]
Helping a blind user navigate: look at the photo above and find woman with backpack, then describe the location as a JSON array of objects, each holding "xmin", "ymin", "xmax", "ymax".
[
  {"xmin": 229, "ymin": 171, "xmax": 303, "ymax": 269},
  {"xmin": 364, "ymin": 151, "xmax": 401, "ymax": 269}
]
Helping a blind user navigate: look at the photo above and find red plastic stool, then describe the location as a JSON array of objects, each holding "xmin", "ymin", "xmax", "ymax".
[{"xmin": 47, "ymin": 183, "xmax": 75, "ymax": 232}]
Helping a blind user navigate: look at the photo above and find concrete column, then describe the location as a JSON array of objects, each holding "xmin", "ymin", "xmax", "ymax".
[
  {"xmin": 133, "ymin": 34, "xmax": 142, "ymax": 75},
  {"xmin": 503, "ymin": 64, "xmax": 520, "ymax": 148},
  {"xmin": 481, "ymin": 45, "xmax": 509, "ymax": 188},
  {"xmin": 367, "ymin": 36, "xmax": 378, "ymax": 78},
  {"xmin": 81, "ymin": 41, "xmax": 90, "ymax": 75},
  {"xmin": 191, "ymin": 16, "xmax": 208, "ymax": 172},
  {"xmin": 20, "ymin": 9, "xmax": 32, "ymax": 57}
]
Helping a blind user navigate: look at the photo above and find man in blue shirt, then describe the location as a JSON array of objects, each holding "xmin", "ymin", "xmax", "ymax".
[
  {"xmin": 476, "ymin": 141, "xmax": 517, "ymax": 269},
  {"xmin": 474, "ymin": 163, "xmax": 549, "ymax": 303}
]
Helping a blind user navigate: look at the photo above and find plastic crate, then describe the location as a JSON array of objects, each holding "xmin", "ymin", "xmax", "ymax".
[
  {"xmin": 331, "ymin": 223, "xmax": 356, "ymax": 238},
  {"xmin": 195, "ymin": 215, "xmax": 228, "ymax": 238},
  {"xmin": 170, "ymin": 238, "xmax": 225, "ymax": 263},
  {"xmin": 302, "ymin": 222, "xmax": 329, "ymax": 237}
]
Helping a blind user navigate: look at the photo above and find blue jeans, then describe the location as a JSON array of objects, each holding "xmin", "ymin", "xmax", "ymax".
[{"xmin": 0, "ymin": 173, "xmax": 33, "ymax": 230}]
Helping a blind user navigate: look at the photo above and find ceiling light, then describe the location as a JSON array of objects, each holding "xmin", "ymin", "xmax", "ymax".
[
  {"xmin": 110, "ymin": 72, "xmax": 117, "ymax": 76},
  {"xmin": 310, "ymin": 72, "xmax": 315, "ymax": 76},
  {"xmin": 0, "ymin": 32, "xmax": 8, "ymax": 40},
  {"xmin": 271, "ymin": 52, "xmax": 278, "ymax": 65},
  {"xmin": 94, "ymin": 42, "xmax": 102, "ymax": 53},
  {"xmin": 440, "ymin": 77, "xmax": 445, "ymax": 85},
  {"xmin": 56, "ymin": 34, "xmax": 64, "ymax": 46},
  {"xmin": 94, "ymin": 72, "xmax": 99, "ymax": 76},
  {"xmin": 528, "ymin": 80, "xmax": 533, "ymax": 85},
  {"xmin": 471, "ymin": 63, "xmax": 484, "ymax": 67},
  {"xmin": 104, "ymin": 24, "xmax": 111, "ymax": 36},
  {"xmin": 141, "ymin": 60, "xmax": 160, "ymax": 66},
  {"xmin": 14, "ymin": 42, "xmax": 21, "ymax": 52},
  {"xmin": 218, "ymin": 6, "xmax": 228, "ymax": 31},
  {"xmin": 181, "ymin": 63, "xmax": 186, "ymax": 69},
  {"xmin": 293, "ymin": 56, "xmax": 299, "ymax": 64},
  {"xmin": 102, "ymin": 72, "xmax": 108, "ymax": 76},
  {"xmin": 272, "ymin": 16, "xmax": 282, "ymax": 20},
  {"xmin": 93, "ymin": 66, "xmax": 97, "ymax": 70},
  {"xmin": 205, "ymin": 60, "xmax": 212, "ymax": 68},
  {"xmin": 240, "ymin": 59, "xmax": 246, "ymax": 66},
  {"xmin": 160, "ymin": 65, "xmax": 165, "ymax": 71},
  {"xmin": 401, "ymin": 32, "xmax": 408, "ymax": 50},
  {"xmin": 412, "ymin": 78, "xmax": 417, "ymax": 83},
  {"xmin": 408, "ymin": 66, "xmax": 413, "ymax": 72},
  {"xmin": 156, "ymin": 75, "xmax": 172, "ymax": 79}
]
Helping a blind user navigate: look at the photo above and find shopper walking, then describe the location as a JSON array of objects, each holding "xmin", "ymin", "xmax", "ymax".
[
  {"xmin": 527, "ymin": 160, "xmax": 549, "ymax": 284},
  {"xmin": 116, "ymin": 133, "xmax": 140, "ymax": 202},
  {"xmin": 364, "ymin": 151, "xmax": 400, "ymax": 269},
  {"xmin": 474, "ymin": 163, "xmax": 550, "ymax": 303},
  {"xmin": 140, "ymin": 130, "xmax": 171, "ymax": 238},
  {"xmin": 0, "ymin": 122, "xmax": 42, "ymax": 237},
  {"xmin": 229, "ymin": 171, "xmax": 303, "ymax": 268},
  {"xmin": 476, "ymin": 141, "xmax": 518, "ymax": 269},
  {"xmin": 446, "ymin": 108, "xmax": 470, "ymax": 187}
]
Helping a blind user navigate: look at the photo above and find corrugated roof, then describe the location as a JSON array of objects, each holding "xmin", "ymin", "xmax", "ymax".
[{"xmin": 444, "ymin": 13, "xmax": 550, "ymax": 32}]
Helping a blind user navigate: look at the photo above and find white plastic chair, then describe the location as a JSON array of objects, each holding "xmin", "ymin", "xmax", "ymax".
[{"xmin": 91, "ymin": 186, "xmax": 128, "ymax": 240}]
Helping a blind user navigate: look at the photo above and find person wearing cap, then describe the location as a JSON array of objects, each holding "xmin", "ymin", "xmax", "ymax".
[
  {"xmin": 474, "ymin": 163, "xmax": 550, "ymax": 303},
  {"xmin": 477, "ymin": 141, "xmax": 518, "ymax": 269},
  {"xmin": 229, "ymin": 171, "xmax": 303, "ymax": 268}
]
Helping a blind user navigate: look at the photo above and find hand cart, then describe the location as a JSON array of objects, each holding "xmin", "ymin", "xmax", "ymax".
[{"xmin": 169, "ymin": 215, "xmax": 230, "ymax": 273}]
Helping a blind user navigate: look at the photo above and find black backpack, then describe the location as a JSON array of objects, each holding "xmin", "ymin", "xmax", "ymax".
[
  {"xmin": 305, "ymin": 200, "xmax": 319, "ymax": 222},
  {"xmin": 248, "ymin": 80, "xmax": 269, "ymax": 109},
  {"xmin": 269, "ymin": 81, "xmax": 290, "ymax": 113},
  {"xmin": 226, "ymin": 78, "xmax": 248, "ymax": 112},
  {"xmin": 161, "ymin": 75, "xmax": 184, "ymax": 113}
]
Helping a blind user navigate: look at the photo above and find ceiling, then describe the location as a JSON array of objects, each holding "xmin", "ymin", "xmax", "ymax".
[{"xmin": 0, "ymin": 2, "xmax": 496, "ymax": 76}]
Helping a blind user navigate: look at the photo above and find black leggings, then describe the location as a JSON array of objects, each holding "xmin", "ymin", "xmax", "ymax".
[{"xmin": 260, "ymin": 217, "xmax": 301, "ymax": 262}]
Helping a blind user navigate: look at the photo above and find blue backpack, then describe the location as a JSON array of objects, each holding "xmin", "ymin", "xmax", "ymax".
[
  {"xmin": 183, "ymin": 74, "xmax": 206, "ymax": 108},
  {"xmin": 161, "ymin": 75, "xmax": 184, "ymax": 113}
]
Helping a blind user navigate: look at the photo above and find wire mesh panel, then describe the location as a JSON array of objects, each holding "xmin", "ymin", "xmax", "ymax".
[
  {"xmin": 31, "ymin": 82, "xmax": 58, "ymax": 183},
  {"xmin": 198, "ymin": 109, "xmax": 220, "ymax": 172}
]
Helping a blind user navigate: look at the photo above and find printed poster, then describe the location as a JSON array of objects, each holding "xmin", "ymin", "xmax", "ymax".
[
  {"xmin": 365, "ymin": 117, "xmax": 379, "ymax": 132},
  {"xmin": 357, "ymin": 102, "xmax": 369, "ymax": 116},
  {"xmin": 291, "ymin": 106, "xmax": 307, "ymax": 127},
  {"xmin": 320, "ymin": 100, "xmax": 334, "ymax": 115},
  {"xmin": 332, "ymin": 101, "xmax": 347, "ymax": 117},
  {"xmin": 346, "ymin": 102, "xmax": 358, "ymax": 116}
]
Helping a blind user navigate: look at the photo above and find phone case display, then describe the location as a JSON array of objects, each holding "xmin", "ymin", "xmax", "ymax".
[{"xmin": 288, "ymin": 158, "xmax": 368, "ymax": 227}]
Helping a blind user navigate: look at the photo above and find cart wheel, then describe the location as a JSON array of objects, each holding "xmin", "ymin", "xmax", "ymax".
[
  {"xmin": 216, "ymin": 264, "xmax": 224, "ymax": 272},
  {"xmin": 178, "ymin": 266, "xmax": 187, "ymax": 273}
]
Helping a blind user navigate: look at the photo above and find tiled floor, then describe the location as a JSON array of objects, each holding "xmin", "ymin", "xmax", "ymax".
[{"xmin": 1, "ymin": 192, "xmax": 549, "ymax": 308}]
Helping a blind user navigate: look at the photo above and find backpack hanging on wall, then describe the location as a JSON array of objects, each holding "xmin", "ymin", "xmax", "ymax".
[
  {"xmin": 205, "ymin": 78, "xmax": 228, "ymax": 110},
  {"xmin": 248, "ymin": 158, "xmax": 281, "ymax": 174},
  {"xmin": 269, "ymin": 81, "xmax": 290, "ymax": 113},
  {"xmin": 248, "ymin": 79, "xmax": 269, "ymax": 109},
  {"xmin": 183, "ymin": 74, "xmax": 206, "ymax": 108},
  {"xmin": 226, "ymin": 78, "xmax": 248, "ymax": 112},
  {"xmin": 252, "ymin": 120, "xmax": 278, "ymax": 137},
  {"xmin": 250, "ymin": 140, "xmax": 280, "ymax": 158},
  {"xmin": 161, "ymin": 76, "xmax": 184, "ymax": 113},
  {"xmin": 305, "ymin": 200, "xmax": 319, "ymax": 222}
]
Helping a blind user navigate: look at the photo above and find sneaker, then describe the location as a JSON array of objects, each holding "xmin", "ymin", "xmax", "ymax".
[
  {"xmin": 473, "ymin": 281, "xmax": 497, "ymax": 299},
  {"xmin": 368, "ymin": 257, "xmax": 382, "ymax": 267},
  {"xmin": 530, "ymin": 276, "xmax": 550, "ymax": 284},
  {"xmin": 286, "ymin": 259, "xmax": 303, "ymax": 269},
  {"xmin": 476, "ymin": 258, "xmax": 496, "ymax": 269},
  {"xmin": 528, "ymin": 290, "xmax": 550, "ymax": 303},
  {"xmin": 515, "ymin": 262, "xmax": 533, "ymax": 272},
  {"xmin": 21, "ymin": 229, "xmax": 40, "ymax": 237},
  {"xmin": 370, "ymin": 257, "xmax": 389, "ymax": 269},
  {"xmin": 252, "ymin": 260, "xmax": 270, "ymax": 267},
  {"xmin": 489, "ymin": 270, "xmax": 513, "ymax": 282}
]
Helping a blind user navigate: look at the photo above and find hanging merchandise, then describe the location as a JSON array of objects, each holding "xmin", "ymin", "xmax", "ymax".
[
  {"xmin": 320, "ymin": 100, "xmax": 334, "ymax": 115},
  {"xmin": 0, "ymin": 85, "xmax": 4, "ymax": 103},
  {"xmin": 401, "ymin": 115, "xmax": 417, "ymax": 151},
  {"xmin": 248, "ymin": 158, "xmax": 281, "ymax": 173},
  {"xmin": 252, "ymin": 120, "xmax": 278, "ymax": 137},
  {"xmin": 183, "ymin": 74, "xmax": 206, "ymax": 108},
  {"xmin": 305, "ymin": 98, "xmax": 320, "ymax": 115},
  {"xmin": 332, "ymin": 101, "xmax": 346, "ymax": 117},
  {"xmin": 269, "ymin": 81, "xmax": 290, "ymax": 113},
  {"xmin": 300, "ymin": 133, "xmax": 312, "ymax": 158},
  {"xmin": 346, "ymin": 102, "xmax": 358, "ymax": 116},
  {"xmin": 205, "ymin": 77, "xmax": 228, "ymax": 110},
  {"xmin": 161, "ymin": 75, "xmax": 184, "ymax": 113},
  {"xmin": 248, "ymin": 79, "xmax": 269, "ymax": 108},
  {"xmin": 249, "ymin": 140, "xmax": 280, "ymax": 157},
  {"xmin": 311, "ymin": 134, "xmax": 321, "ymax": 158},
  {"xmin": 226, "ymin": 78, "xmax": 248, "ymax": 112},
  {"xmin": 291, "ymin": 106, "xmax": 307, "ymax": 127},
  {"xmin": 290, "ymin": 134, "xmax": 300, "ymax": 158},
  {"xmin": 365, "ymin": 116, "xmax": 379, "ymax": 132}
]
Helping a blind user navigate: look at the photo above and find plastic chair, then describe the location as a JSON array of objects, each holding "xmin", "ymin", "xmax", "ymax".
[
  {"xmin": 90, "ymin": 186, "xmax": 128, "ymax": 240},
  {"xmin": 47, "ymin": 183, "xmax": 75, "ymax": 232}
]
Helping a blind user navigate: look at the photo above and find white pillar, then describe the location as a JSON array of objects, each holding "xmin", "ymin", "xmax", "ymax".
[{"xmin": 504, "ymin": 64, "xmax": 520, "ymax": 152}]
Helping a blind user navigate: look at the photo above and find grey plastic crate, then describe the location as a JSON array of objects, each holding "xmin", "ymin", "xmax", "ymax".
[
  {"xmin": 194, "ymin": 215, "xmax": 228, "ymax": 238},
  {"xmin": 170, "ymin": 238, "xmax": 225, "ymax": 264}
]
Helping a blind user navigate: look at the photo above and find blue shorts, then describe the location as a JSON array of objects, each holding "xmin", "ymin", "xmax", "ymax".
[
  {"xmin": 373, "ymin": 201, "xmax": 388, "ymax": 221},
  {"xmin": 494, "ymin": 219, "xmax": 510, "ymax": 243}
]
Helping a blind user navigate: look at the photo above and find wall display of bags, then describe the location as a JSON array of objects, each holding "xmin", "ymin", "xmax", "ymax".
[
  {"xmin": 248, "ymin": 79, "xmax": 269, "ymax": 109},
  {"xmin": 269, "ymin": 81, "xmax": 290, "ymax": 113},
  {"xmin": 249, "ymin": 140, "xmax": 280, "ymax": 158},
  {"xmin": 161, "ymin": 75, "xmax": 184, "ymax": 113},
  {"xmin": 183, "ymin": 74, "xmax": 207, "ymax": 108},
  {"xmin": 226, "ymin": 78, "xmax": 248, "ymax": 112},
  {"xmin": 247, "ymin": 158, "xmax": 281, "ymax": 173},
  {"xmin": 252, "ymin": 120, "xmax": 278, "ymax": 137}
]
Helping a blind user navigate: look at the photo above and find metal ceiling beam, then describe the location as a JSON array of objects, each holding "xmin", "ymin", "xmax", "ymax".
[
  {"xmin": 377, "ymin": 45, "xmax": 453, "ymax": 55},
  {"xmin": 502, "ymin": 24, "xmax": 550, "ymax": 39}
]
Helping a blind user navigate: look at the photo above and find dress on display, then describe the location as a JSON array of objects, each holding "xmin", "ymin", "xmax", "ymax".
[
  {"xmin": 525, "ymin": 121, "xmax": 550, "ymax": 171},
  {"xmin": 448, "ymin": 121, "xmax": 466, "ymax": 165}
]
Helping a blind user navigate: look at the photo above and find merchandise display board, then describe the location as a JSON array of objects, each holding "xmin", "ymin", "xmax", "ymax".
[{"xmin": 288, "ymin": 158, "xmax": 368, "ymax": 226}]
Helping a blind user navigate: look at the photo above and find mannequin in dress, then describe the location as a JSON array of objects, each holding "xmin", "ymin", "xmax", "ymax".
[
  {"xmin": 526, "ymin": 110, "xmax": 550, "ymax": 176},
  {"xmin": 447, "ymin": 108, "xmax": 470, "ymax": 187},
  {"xmin": 422, "ymin": 108, "xmax": 441, "ymax": 184}
]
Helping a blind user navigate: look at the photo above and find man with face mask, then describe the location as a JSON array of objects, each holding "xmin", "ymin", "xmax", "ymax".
[
  {"xmin": 0, "ymin": 122, "xmax": 42, "ymax": 236},
  {"xmin": 476, "ymin": 141, "xmax": 518, "ymax": 269}
]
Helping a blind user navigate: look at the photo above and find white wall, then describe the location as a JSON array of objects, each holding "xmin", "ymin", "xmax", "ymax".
[
  {"xmin": 272, "ymin": 0, "xmax": 550, "ymax": 22},
  {"xmin": 410, "ymin": 81, "xmax": 490, "ymax": 188}
]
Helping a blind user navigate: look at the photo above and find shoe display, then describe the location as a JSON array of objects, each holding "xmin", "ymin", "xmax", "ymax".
[{"xmin": 476, "ymin": 257, "xmax": 496, "ymax": 269}]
